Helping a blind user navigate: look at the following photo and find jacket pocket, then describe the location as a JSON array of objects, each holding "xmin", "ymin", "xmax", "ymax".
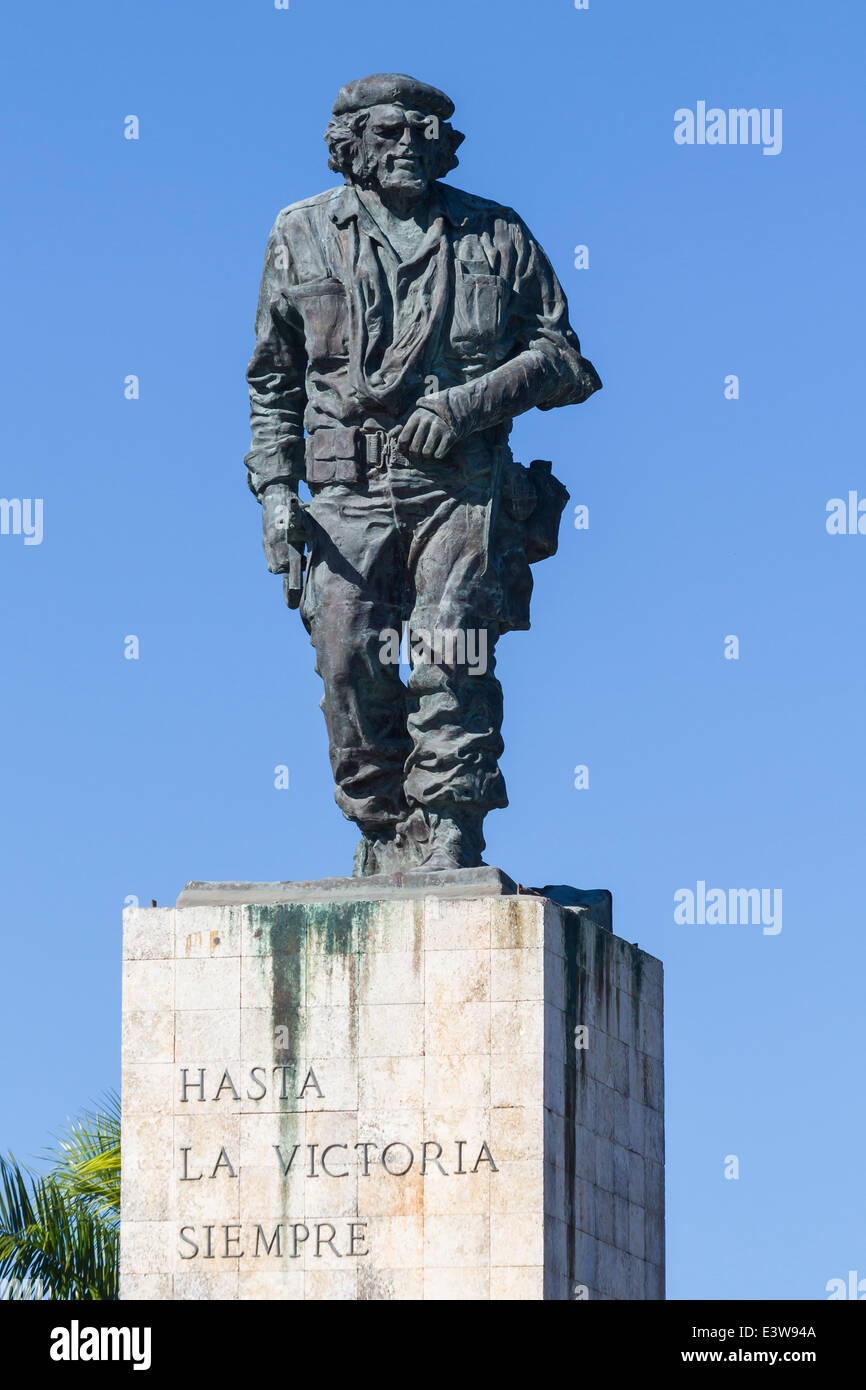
[
  {"xmin": 287, "ymin": 277, "xmax": 348, "ymax": 362},
  {"xmin": 450, "ymin": 270, "xmax": 506, "ymax": 354}
]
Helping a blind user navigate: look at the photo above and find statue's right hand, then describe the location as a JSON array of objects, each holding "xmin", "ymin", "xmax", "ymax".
[{"xmin": 261, "ymin": 482, "xmax": 303, "ymax": 574}]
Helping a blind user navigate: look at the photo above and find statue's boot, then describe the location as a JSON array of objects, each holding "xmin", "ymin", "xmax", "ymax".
[
  {"xmin": 352, "ymin": 827, "xmax": 401, "ymax": 877},
  {"xmin": 396, "ymin": 806, "xmax": 486, "ymax": 872}
]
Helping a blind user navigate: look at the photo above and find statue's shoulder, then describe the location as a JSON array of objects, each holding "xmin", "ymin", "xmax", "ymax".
[
  {"xmin": 437, "ymin": 182, "xmax": 523, "ymax": 230},
  {"xmin": 273, "ymin": 186, "xmax": 345, "ymax": 226}
]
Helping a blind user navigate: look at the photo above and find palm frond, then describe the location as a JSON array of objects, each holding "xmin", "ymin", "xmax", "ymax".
[
  {"xmin": 0, "ymin": 1093, "xmax": 121, "ymax": 1300},
  {"xmin": 0, "ymin": 1153, "xmax": 117, "ymax": 1300},
  {"xmin": 48, "ymin": 1091, "xmax": 121, "ymax": 1224}
]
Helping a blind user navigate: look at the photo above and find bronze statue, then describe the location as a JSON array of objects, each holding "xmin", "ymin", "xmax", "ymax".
[{"xmin": 245, "ymin": 73, "xmax": 601, "ymax": 876}]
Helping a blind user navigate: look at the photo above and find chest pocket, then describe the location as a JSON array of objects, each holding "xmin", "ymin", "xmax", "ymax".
[
  {"xmin": 287, "ymin": 277, "xmax": 348, "ymax": 362},
  {"xmin": 450, "ymin": 268, "xmax": 506, "ymax": 355}
]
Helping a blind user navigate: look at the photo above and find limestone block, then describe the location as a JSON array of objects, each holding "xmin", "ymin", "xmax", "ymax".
[{"xmin": 120, "ymin": 890, "xmax": 663, "ymax": 1300}]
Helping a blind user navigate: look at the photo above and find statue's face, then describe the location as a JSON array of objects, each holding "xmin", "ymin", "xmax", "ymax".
[{"xmin": 360, "ymin": 103, "xmax": 439, "ymax": 200}]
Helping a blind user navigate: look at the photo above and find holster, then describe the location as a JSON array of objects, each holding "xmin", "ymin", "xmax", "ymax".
[
  {"xmin": 523, "ymin": 459, "xmax": 570, "ymax": 563},
  {"xmin": 500, "ymin": 457, "xmax": 570, "ymax": 564}
]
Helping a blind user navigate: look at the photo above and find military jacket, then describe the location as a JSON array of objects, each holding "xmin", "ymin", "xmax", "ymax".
[{"xmin": 245, "ymin": 181, "xmax": 600, "ymax": 496}]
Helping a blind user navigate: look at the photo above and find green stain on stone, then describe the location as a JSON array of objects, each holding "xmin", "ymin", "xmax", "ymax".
[
  {"xmin": 296, "ymin": 898, "xmax": 379, "ymax": 957},
  {"xmin": 247, "ymin": 905, "xmax": 305, "ymax": 1066},
  {"xmin": 244, "ymin": 906, "xmax": 308, "ymax": 1255},
  {"xmin": 629, "ymin": 943, "xmax": 644, "ymax": 1038},
  {"xmin": 630, "ymin": 942, "xmax": 645, "ymax": 996},
  {"xmin": 562, "ymin": 910, "xmax": 580, "ymax": 1292},
  {"xmin": 245, "ymin": 898, "xmax": 379, "ymax": 1267},
  {"xmin": 593, "ymin": 920, "xmax": 611, "ymax": 997}
]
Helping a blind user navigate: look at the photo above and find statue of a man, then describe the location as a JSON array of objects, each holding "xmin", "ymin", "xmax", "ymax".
[{"xmin": 245, "ymin": 73, "xmax": 601, "ymax": 876}]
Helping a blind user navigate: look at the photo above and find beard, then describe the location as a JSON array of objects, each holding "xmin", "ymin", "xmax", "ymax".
[{"xmin": 355, "ymin": 145, "xmax": 435, "ymax": 204}]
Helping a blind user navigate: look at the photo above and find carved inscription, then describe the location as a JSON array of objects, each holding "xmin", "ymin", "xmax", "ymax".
[{"xmin": 174, "ymin": 1065, "xmax": 499, "ymax": 1260}]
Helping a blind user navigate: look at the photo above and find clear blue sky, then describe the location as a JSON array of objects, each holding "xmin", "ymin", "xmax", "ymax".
[{"xmin": 1, "ymin": 0, "xmax": 864, "ymax": 1300}]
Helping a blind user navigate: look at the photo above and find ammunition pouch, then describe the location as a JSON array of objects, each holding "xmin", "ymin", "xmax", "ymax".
[{"xmin": 305, "ymin": 426, "xmax": 388, "ymax": 486}]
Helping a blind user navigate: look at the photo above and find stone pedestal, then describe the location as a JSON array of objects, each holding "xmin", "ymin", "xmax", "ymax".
[{"xmin": 120, "ymin": 888, "xmax": 663, "ymax": 1300}]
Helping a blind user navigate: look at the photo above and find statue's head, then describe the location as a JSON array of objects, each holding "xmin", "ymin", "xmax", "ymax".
[{"xmin": 324, "ymin": 73, "xmax": 464, "ymax": 206}]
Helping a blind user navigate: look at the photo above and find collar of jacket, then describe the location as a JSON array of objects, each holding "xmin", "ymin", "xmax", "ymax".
[{"xmin": 328, "ymin": 181, "xmax": 471, "ymax": 231}]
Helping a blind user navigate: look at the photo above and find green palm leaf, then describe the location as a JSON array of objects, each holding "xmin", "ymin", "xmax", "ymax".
[
  {"xmin": 50, "ymin": 1092, "xmax": 121, "ymax": 1224},
  {"xmin": 0, "ymin": 1093, "xmax": 120, "ymax": 1300}
]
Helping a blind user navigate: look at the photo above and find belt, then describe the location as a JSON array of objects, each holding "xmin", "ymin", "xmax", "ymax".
[
  {"xmin": 305, "ymin": 423, "xmax": 477, "ymax": 487},
  {"xmin": 309, "ymin": 424, "xmax": 390, "ymax": 465},
  {"xmin": 305, "ymin": 424, "xmax": 392, "ymax": 486}
]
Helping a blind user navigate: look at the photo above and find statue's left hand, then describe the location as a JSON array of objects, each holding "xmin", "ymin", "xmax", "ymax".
[{"xmin": 396, "ymin": 406, "xmax": 457, "ymax": 461}]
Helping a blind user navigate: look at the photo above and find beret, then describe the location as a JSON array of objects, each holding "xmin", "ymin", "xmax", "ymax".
[{"xmin": 332, "ymin": 73, "xmax": 455, "ymax": 119}]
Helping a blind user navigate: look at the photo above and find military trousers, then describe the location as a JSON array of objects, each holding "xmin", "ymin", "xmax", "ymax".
[{"xmin": 299, "ymin": 444, "xmax": 511, "ymax": 831}]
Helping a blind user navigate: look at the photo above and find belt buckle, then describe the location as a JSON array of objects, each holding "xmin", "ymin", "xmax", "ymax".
[{"xmin": 361, "ymin": 430, "xmax": 383, "ymax": 468}]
